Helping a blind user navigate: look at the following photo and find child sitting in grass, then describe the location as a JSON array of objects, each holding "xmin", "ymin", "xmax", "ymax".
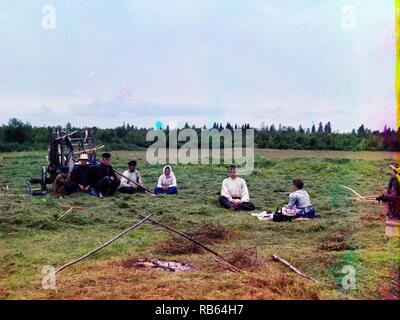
[{"xmin": 282, "ymin": 179, "xmax": 317, "ymax": 217}]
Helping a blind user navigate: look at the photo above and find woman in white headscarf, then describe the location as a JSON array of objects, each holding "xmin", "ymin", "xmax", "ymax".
[{"xmin": 154, "ymin": 165, "xmax": 178, "ymax": 195}]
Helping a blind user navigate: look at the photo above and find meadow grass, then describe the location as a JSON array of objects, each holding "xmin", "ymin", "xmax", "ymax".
[{"xmin": 0, "ymin": 150, "xmax": 398, "ymax": 299}]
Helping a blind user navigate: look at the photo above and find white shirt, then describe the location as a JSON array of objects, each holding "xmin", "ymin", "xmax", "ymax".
[
  {"xmin": 221, "ymin": 177, "xmax": 250, "ymax": 202},
  {"xmin": 119, "ymin": 169, "xmax": 143, "ymax": 188},
  {"xmin": 286, "ymin": 189, "xmax": 312, "ymax": 209},
  {"xmin": 157, "ymin": 174, "xmax": 177, "ymax": 188}
]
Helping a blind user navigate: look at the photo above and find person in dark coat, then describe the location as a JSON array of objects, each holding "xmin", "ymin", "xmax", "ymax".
[
  {"xmin": 94, "ymin": 152, "xmax": 120, "ymax": 198},
  {"xmin": 70, "ymin": 154, "xmax": 98, "ymax": 197}
]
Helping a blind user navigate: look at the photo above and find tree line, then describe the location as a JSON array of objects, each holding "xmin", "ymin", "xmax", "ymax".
[{"xmin": 0, "ymin": 118, "xmax": 398, "ymax": 152}]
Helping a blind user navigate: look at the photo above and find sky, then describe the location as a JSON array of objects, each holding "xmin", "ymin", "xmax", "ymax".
[{"xmin": 0, "ymin": 0, "xmax": 395, "ymax": 132}]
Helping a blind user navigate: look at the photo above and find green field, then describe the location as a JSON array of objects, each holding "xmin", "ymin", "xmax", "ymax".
[{"xmin": 0, "ymin": 150, "xmax": 399, "ymax": 300}]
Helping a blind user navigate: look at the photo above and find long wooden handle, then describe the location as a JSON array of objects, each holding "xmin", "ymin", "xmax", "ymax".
[
  {"xmin": 339, "ymin": 185, "xmax": 364, "ymax": 199},
  {"xmin": 272, "ymin": 254, "xmax": 321, "ymax": 283},
  {"xmin": 113, "ymin": 167, "xmax": 154, "ymax": 195},
  {"xmin": 55, "ymin": 214, "xmax": 154, "ymax": 274},
  {"xmin": 55, "ymin": 207, "xmax": 74, "ymax": 222}
]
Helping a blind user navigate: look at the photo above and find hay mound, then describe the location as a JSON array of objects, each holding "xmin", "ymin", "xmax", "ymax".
[
  {"xmin": 195, "ymin": 222, "xmax": 231, "ymax": 241},
  {"xmin": 156, "ymin": 234, "xmax": 206, "ymax": 255},
  {"xmin": 319, "ymin": 232, "xmax": 356, "ymax": 251},
  {"xmin": 155, "ymin": 222, "xmax": 231, "ymax": 255},
  {"xmin": 226, "ymin": 247, "xmax": 262, "ymax": 271}
]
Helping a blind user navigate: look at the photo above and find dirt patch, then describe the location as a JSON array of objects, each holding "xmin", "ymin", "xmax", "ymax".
[
  {"xmin": 122, "ymin": 258, "xmax": 194, "ymax": 272},
  {"xmin": 0, "ymin": 288, "xmax": 10, "ymax": 299},
  {"xmin": 155, "ymin": 222, "xmax": 232, "ymax": 255},
  {"xmin": 318, "ymin": 243, "xmax": 355, "ymax": 251},
  {"xmin": 319, "ymin": 229, "xmax": 356, "ymax": 251},
  {"xmin": 369, "ymin": 271, "xmax": 399, "ymax": 300},
  {"xmin": 363, "ymin": 213, "xmax": 386, "ymax": 222}
]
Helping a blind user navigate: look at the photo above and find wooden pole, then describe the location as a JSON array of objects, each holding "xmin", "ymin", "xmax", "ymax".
[
  {"xmin": 139, "ymin": 214, "xmax": 242, "ymax": 272},
  {"xmin": 339, "ymin": 185, "xmax": 364, "ymax": 200},
  {"xmin": 56, "ymin": 207, "xmax": 74, "ymax": 222},
  {"xmin": 272, "ymin": 254, "xmax": 321, "ymax": 283},
  {"xmin": 55, "ymin": 214, "xmax": 153, "ymax": 274}
]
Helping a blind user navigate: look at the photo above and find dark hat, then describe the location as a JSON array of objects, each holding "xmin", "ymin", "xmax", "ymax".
[
  {"xmin": 60, "ymin": 166, "xmax": 69, "ymax": 173},
  {"xmin": 128, "ymin": 160, "xmax": 137, "ymax": 166},
  {"xmin": 102, "ymin": 152, "xmax": 111, "ymax": 159}
]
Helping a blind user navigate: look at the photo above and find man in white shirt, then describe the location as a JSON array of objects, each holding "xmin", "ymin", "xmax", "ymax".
[
  {"xmin": 219, "ymin": 165, "xmax": 255, "ymax": 211},
  {"xmin": 118, "ymin": 160, "xmax": 145, "ymax": 194}
]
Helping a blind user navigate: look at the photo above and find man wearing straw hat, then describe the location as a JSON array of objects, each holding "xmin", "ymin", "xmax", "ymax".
[{"xmin": 70, "ymin": 153, "xmax": 98, "ymax": 197}]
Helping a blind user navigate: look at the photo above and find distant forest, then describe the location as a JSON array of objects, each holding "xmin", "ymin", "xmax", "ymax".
[{"xmin": 0, "ymin": 118, "xmax": 398, "ymax": 152}]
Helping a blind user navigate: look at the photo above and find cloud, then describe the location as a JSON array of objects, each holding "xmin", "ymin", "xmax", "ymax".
[{"xmin": 0, "ymin": 0, "xmax": 395, "ymax": 132}]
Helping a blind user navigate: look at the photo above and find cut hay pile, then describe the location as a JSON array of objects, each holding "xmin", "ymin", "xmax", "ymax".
[
  {"xmin": 318, "ymin": 230, "xmax": 357, "ymax": 251},
  {"xmin": 196, "ymin": 222, "xmax": 232, "ymax": 241},
  {"xmin": 226, "ymin": 247, "xmax": 262, "ymax": 272},
  {"xmin": 155, "ymin": 222, "xmax": 231, "ymax": 255}
]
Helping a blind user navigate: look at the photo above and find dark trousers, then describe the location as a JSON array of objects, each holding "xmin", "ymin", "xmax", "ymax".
[
  {"xmin": 64, "ymin": 183, "xmax": 76, "ymax": 195},
  {"xmin": 95, "ymin": 177, "xmax": 120, "ymax": 196},
  {"xmin": 118, "ymin": 186, "xmax": 146, "ymax": 194},
  {"xmin": 55, "ymin": 183, "xmax": 76, "ymax": 196},
  {"xmin": 75, "ymin": 186, "xmax": 98, "ymax": 197},
  {"xmin": 154, "ymin": 186, "xmax": 178, "ymax": 195},
  {"xmin": 218, "ymin": 196, "xmax": 255, "ymax": 211}
]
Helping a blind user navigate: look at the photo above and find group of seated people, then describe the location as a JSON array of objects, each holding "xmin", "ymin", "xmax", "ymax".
[
  {"xmin": 218, "ymin": 165, "xmax": 314, "ymax": 214},
  {"xmin": 53, "ymin": 152, "xmax": 179, "ymax": 199},
  {"xmin": 53, "ymin": 153, "xmax": 314, "ymax": 214}
]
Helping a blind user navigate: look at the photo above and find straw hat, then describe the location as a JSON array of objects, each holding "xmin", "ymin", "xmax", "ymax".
[{"xmin": 79, "ymin": 153, "xmax": 89, "ymax": 161}]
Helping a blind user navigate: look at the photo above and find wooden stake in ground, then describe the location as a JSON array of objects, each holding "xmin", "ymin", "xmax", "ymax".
[
  {"xmin": 55, "ymin": 214, "xmax": 153, "ymax": 274},
  {"xmin": 59, "ymin": 204, "xmax": 85, "ymax": 211},
  {"xmin": 56, "ymin": 206, "xmax": 85, "ymax": 222},
  {"xmin": 272, "ymin": 255, "xmax": 321, "ymax": 283},
  {"xmin": 56, "ymin": 207, "xmax": 74, "ymax": 222},
  {"xmin": 139, "ymin": 214, "xmax": 242, "ymax": 272}
]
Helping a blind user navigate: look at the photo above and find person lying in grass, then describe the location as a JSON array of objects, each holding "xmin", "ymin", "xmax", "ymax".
[
  {"xmin": 154, "ymin": 165, "xmax": 178, "ymax": 195},
  {"xmin": 219, "ymin": 165, "xmax": 255, "ymax": 211}
]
